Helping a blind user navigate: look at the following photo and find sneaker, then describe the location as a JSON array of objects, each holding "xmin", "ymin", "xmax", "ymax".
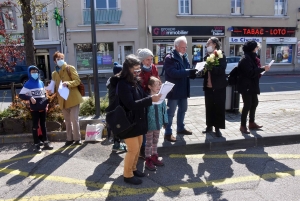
[
  {"xmin": 151, "ymin": 154, "xmax": 164, "ymax": 166},
  {"xmin": 124, "ymin": 176, "xmax": 142, "ymax": 185},
  {"xmin": 139, "ymin": 146, "xmax": 146, "ymax": 160},
  {"xmin": 74, "ymin": 140, "xmax": 82, "ymax": 145},
  {"xmin": 65, "ymin": 141, "xmax": 74, "ymax": 146},
  {"xmin": 145, "ymin": 157, "xmax": 156, "ymax": 171},
  {"xmin": 43, "ymin": 142, "xmax": 54, "ymax": 150},
  {"xmin": 34, "ymin": 144, "xmax": 42, "ymax": 153},
  {"xmin": 112, "ymin": 142, "xmax": 126, "ymax": 152}
]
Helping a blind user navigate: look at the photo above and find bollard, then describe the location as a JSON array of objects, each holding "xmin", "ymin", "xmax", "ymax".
[{"xmin": 10, "ymin": 82, "xmax": 16, "ymax": 102}]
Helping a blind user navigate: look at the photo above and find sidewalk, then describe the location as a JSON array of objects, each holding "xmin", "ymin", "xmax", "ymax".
[{"xmin": 1, "ymin": 91, "xmax": 300, "ymax": 154}]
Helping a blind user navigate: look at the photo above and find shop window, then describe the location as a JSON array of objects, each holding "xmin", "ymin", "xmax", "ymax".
[
  {"xmin": 75, "ymin": 43, "xmax": 114, "ymax": 71},
  {"xmin": 178, "ymin": 0, "xmax": 191, "ymax": 15},
  {"xmin": 192, "ymin": 44, "xmax": 205, "ymax": 66},
  {"xmin": 266, "ymin": 44, "xmax": 293, "ymax": 64},
  {"xmin": 85, "ymin": 0, "xmax": 118, "ymax": 9},
  {"xmin": 153, "ymin": 44, "xmax": 173, "ymax": 65},
  {"xmin": 274, "ymin": 0, "xmax": 288, "ymax": 15},
  {"xmin": 229, "ymin": 44, "xmax": 244, "ymax": 56},
  {"xmin": 231, "ymin": 0, "xmax": 244, "ymax": 15}
]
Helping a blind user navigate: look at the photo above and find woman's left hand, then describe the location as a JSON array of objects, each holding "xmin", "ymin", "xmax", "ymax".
[{"xmin": 151, "ymin": 94, "xmax": 162, "ymax": 102}]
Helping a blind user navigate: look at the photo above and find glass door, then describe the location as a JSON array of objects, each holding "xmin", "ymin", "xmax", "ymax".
[
  {"xmin": 118, "ymin": 43, "xmax": 134, "ymax": 64},
  {"xmin": 192, "ymin": 43, "xmax": 206, "ymax": 67}
]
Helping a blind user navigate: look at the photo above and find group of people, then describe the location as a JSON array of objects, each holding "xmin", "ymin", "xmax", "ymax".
[{"xmin": 19, "ymin": 35, "xmax": 270, "ymax": 186}]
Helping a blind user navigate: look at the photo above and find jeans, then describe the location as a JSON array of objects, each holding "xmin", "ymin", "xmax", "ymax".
[
  {"xmin": 241, "ymin": 93, "xmax": 259, "ymax": 126},
  {"xmin": 165, "ymin": 99, "xmax": 188, "ymax": 135},
  {"xmin": 31, "ymin": 111, "xmax": 48, "ymax": 144}
]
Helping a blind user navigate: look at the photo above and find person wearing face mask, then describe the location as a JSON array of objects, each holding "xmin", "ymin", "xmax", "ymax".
[
  {"xmin": 19, "ymin": 66, "xmax": 53, "ymax": 153},
  {"xmin": 48, "ymin": 51, "xmax": 83, "ymax": 146},
  {"xmin": 237, "ymin": 40, "xmax": 270, "ymax": 134},
  {"xmin": 201, "ymin": 37, "xmax": 227, "ymax": 138},
  {"xmin": 163, "ymin": 36, "xmax": 198, "ymax": 142},
  {"xmin": 136, "ymin": 48, "xmax": 160, "ymax": 159}
]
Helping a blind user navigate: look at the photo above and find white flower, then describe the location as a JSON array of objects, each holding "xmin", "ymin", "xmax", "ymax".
[
  {"xmin": 210, "ymin": 58, "xmax": 215, "ymax": 63},
  {"xmin": 206, "ymin": 57, "xmax": 211, "ymax": 62},
  {"xmin": 217, "ymin": 50, "xmax": 223, "ymax": 58},
  {"xmin": 210, "ymin": 54, "xmax": 215, "ymax": 59}
]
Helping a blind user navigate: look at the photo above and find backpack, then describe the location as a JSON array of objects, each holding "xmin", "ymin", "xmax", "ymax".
[{"xmin": 227, "ymin": 66, "xmax": 239, "ymax": 86}]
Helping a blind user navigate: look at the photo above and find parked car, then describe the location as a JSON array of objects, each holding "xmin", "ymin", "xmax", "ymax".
[
  {"xmin": 225, "ymin": 56, "xmax": 241, "ymax": 75},
  {"xmin": 0, "ymin": 65, "xmax": 45, "ymax": 86}
]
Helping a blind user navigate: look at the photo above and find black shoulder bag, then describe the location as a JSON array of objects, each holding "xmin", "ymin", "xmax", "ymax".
[{"xmin": 105, "ymin": 83, "xmax": 136, "ymax": 139}]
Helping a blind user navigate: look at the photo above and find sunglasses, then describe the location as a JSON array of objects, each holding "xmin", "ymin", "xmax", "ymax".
[{"xmin": 134, "ymin": 69, "xmax": 141, "ymax": 74}]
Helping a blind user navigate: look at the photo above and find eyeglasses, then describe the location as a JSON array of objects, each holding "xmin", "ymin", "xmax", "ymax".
[{"xmin": 134, "ymin": 69, "xmax": 141, "ymax": 74}]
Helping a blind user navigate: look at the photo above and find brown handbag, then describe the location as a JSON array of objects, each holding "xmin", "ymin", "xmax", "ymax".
[{"xmin": 66, "ymin": 65, "xmax": 85, "ymax": 96}]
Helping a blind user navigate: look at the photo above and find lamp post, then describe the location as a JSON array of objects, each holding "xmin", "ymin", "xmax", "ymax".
[{"xmin": 91, "ymin": 0, "xmax": 100, "ymax": 118}]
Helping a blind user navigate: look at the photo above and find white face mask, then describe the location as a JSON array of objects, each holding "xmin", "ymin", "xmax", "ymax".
[
  {"xmin": 206, "ymin": 46, "xmax": 214, "ymax": 53},
  {"xmin": 143, "ymin": 65, "xmax": 151, "ymax": 69},
  {"xmin": 57, "ymin": 60, "xmax": 65, "ymax": 67}
]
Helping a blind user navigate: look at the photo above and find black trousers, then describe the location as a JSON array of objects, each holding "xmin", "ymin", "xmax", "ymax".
[
  {"xmin": 31, "ymin": 111, "xmax": 48, "ymax": 144},
  {"xmin": 204, "ymin": 88, "xmax": 226, "ymax": 129},
  {"xmin": 241, "ymin": 93, "xmax": 259, "ymax": 127}
]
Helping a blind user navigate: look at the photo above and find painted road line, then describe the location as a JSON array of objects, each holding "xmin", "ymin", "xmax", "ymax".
[
  {"xmin": 0, "ymin": 169, "xmax": 299, "ymax": 201},
  {"xmin": 169, "ymin": 154, "xmax": 300, "ymax": 159}
]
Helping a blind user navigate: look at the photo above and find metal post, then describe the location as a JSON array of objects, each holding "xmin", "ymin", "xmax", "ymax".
[
  {"xmin": 91, "ymin": 0, "xmax": 100, "ymax": 118},
  {"xmin": 87, "ymin": 75, "xmax": 92, "ymax": 97}
]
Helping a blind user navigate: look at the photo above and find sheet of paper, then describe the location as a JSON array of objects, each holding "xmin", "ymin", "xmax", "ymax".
[
  {"xmin": 46, "ymin": 80, "xmax": 55, "ymax": 93},
  {"xmin": 261, "ymin": 60, "xmax": 274, "ymax": 75},
  {"xmin": 58, "ymin": 81, "xmax": 69, "ymax": 100},
  {"xmin": 195, "ymin": 62, "xmax": 206, "ymax": 71},
  {"xmin": 153, "ymin": 81, "xmax": 175, "ymax": 105}
]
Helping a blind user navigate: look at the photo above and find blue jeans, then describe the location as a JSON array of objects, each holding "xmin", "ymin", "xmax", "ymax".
[{"xmin": 165, "ymin": 99, "xmax": 188, "ymax": 135}]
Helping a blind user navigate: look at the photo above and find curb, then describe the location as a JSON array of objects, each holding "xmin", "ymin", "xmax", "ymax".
[{"xmin": 157, "ymin": 132, "xmax": 300, "ymax": 154}]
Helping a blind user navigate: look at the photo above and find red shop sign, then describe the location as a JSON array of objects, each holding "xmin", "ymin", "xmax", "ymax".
[{"xmin": 231, "ymin": 27, "xmax": 295, "ymax": 37}]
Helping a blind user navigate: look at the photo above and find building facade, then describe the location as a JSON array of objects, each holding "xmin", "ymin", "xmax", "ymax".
[
  {"xmin": 137, "ymin": 0, "xmax": 300, "ymax": 72},
  {"xmin": 64, "ymin": 0, "xmax": 140, "ymax": 74},
  {"xmin": 0, "ymin": 0, "xmax": 63, "ymax": 79}
]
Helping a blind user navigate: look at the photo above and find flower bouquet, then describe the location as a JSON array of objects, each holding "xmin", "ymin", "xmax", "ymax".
[{"xmin": 203, "ymin": 50, "xmax": 223, "ymax": 73}]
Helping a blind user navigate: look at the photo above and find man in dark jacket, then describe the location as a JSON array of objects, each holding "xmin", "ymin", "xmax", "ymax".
[{"xmin": 164, "ymin": 36, "xmax": 197, "ymax": 142}]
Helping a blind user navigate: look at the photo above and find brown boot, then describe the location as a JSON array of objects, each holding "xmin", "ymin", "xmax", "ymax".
[
  {"xmin": 240, "ymin": 126, "xmax": 250, "ymax": 134},
  {"xmin": 248, "ymin": 122, "xmax": 263, "ymax": 130}
]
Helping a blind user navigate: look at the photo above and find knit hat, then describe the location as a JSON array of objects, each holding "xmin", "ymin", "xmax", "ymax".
[
  {"xmin": 242, "ymin": 40, "xmax": 258, "ymax": 53},
  {"xmin": 136, "ymin": 48, "xmax": 154, "ymax": 62}
]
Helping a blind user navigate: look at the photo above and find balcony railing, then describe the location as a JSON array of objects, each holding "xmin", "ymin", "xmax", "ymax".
[{"xmin": 83, "ymin": 9, "xmax": 122, "ymax": 25}]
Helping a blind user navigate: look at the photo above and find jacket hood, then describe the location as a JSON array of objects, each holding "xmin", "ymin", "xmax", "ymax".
[{"xmin": 27, "ymin": 65, "xmax": 39, "ymax": 81}]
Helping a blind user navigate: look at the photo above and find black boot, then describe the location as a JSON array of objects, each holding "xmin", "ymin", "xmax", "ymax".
[
  {"xmin": 124, "ymin": 176, "xmax": 142, "ymax": 185},
  {"xmin": 215, "ymin": 128, "xmax": 222, "ymax": 137},
  {"xmin": 202, "ymin": 126, "xmax": 212, "ymax": 133}
]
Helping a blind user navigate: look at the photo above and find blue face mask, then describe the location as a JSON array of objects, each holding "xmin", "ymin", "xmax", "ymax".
[{"xmin": 31, "ymin": 73, "xmax": 39, "ymax": 80}]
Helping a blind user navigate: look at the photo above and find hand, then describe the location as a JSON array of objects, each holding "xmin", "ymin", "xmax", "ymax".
[
  {"xmin": 46, "ymin": 104, "xmax": 49, "ymax": 112},
  {"xmin": 151, "ymin": 94, "xmax": 162, "ymax": 102},
  {"xmin": 264, "ymin": 65, "xmax": 270, "ymax": 72},
  {"xmin": 46, "ymin": 90, "xmax": 52, "ymax": 95},
  {"xmin": 30, "ymin": 97, "xmax": 36, "ymax": 104},
  {"xmin": 62, "ymin": 82, "xmax": 68, "ymax": 87},
  {"xmin": 189, "ymin": 69, "xmax": 198, "ymax": 77}
]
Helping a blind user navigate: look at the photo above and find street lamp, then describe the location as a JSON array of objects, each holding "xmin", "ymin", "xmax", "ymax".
[{"xmin": 91, "ymin": 0, "xmax": 100, "ymax": 118}]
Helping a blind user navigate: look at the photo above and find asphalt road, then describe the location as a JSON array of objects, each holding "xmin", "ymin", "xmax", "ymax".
[
  {"xmin": 1, "ymin": 74, "xmax": 300, "ymax": 110},
  {"xmin": 0, "ymin": 142, "xmax": 300, "ymax": 200}
]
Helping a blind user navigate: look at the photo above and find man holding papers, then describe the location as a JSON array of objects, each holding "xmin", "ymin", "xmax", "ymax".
[
  {"xmin": 163, "ymin": 36, "xmax": 197, "ymax": 142},
  {"xmin": 237, "ymin": 41, "xmax": 270, "ymax": 134}
]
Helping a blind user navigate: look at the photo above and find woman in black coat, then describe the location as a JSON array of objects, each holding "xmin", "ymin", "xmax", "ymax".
[
  {"xmin": 237, "ymin": 40, "xmax": 270, "ymax": 134},
  {"xmin": 117, "ymin": 54, "xmax": 161, "ymax": 185},
  {"xmin": 202, "ymin": 37, "xmax": 227, "ymax": 137}
]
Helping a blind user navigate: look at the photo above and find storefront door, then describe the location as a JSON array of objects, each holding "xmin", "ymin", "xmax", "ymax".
[
  {"xmin": 192, "ymin": 43, "xmax": 206, "ymax": 67},
  {"xmin": 118, "ymin": 43, "xmax": 134, "ymax": 64},
  {"xmin": 35, "ymin": 53, "xmax": 50, "ymax": 79}
]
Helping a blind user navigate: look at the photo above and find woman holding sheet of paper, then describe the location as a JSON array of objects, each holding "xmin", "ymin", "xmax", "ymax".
[
  {"xmin": 237, "ymin": 40, "xmax": 270, "ymax": 134},
  {"xmin": 48, "ymin": 51, "xmax": 83, "ymax": 146}
]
